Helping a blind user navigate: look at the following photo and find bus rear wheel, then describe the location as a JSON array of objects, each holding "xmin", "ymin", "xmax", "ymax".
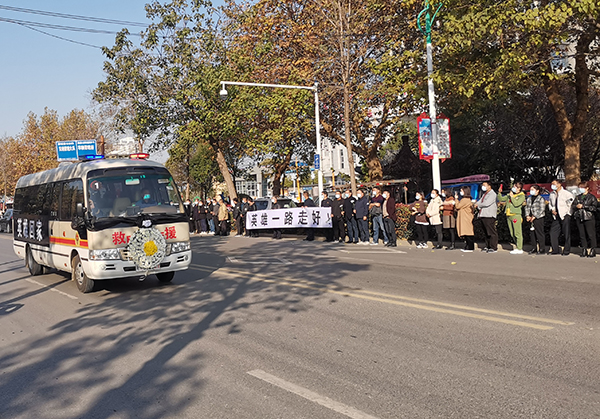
[
  {"xmin": 156, "ymin": 271, "xmax": 175, "ymax": 283},
  {"xmin": 27, "ymin": 247, "xmax": 43, "ymax": 276},
  {"xmin": 72, "ymin": 255, "xmax": 95, "ymax": 293}
]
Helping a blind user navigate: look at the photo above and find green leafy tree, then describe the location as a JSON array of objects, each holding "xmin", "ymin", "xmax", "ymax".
[
  {"xmin": 225, "ymin": 0, "xmax": 424, "ymax": 191},
  {"xmin": 94, "ymin": 0, "xmax": 250, "ymax": 199},
  {"xmin": 439, "ymin": 0, "xmax": 600, "ymax": 185}
]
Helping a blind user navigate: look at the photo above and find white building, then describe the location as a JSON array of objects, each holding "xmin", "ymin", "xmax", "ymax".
[
  {"xmin": 233, "ymin": 138, "xmax": 360, "ymax": 199},
  {"xmin": 320, "ymin": 137, "xmax": 361, "ymax": 187}
]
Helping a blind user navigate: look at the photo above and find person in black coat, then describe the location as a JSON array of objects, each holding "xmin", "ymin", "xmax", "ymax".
[
  {"xmin": 232, "ymin": 197, "xmax": 244, "ymax": 237},
  {"xmin": 241, "ymin": 197, "xmax": 249, "ymax": 237},
  {"xmin": 355, "ymin": 189, "xmax": 369, "ymax": 244},
  {"xmin": 343, "ymin": 190, "xmax": 358, "ymax": 243},
  {"xmin": 212, "ymin": 198, "xmax": 221, "ymax": 236},
  {"xmin": 321, "ymin": 191, "xmax": 334, "ymax": 242},
  {"xmin": 571, "ymin": 181, "xmax": 598, "ymax": 257},
  {"xmin": 198, "ymin": 200, "xmax": 208, "ymax": 233},
  {"xmin": 302, "ymin": 191, "xmax": 315, "ymax": 241},
  {"xmin": 331, "ymin": 191, "xmax": 345, "ymax": 243},
  {"xmin": 192, "ymin": 197, "xmax": 202, "ymax": 234},
  {"xmin": 247, "ymin": 198, "xmax": 259, "ymax": 237}
]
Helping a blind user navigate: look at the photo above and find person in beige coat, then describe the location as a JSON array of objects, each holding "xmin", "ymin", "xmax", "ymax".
[
  {"xmin": 455, "ymin": 186, "xmax": 475, "ymax": 252},
  {"xmin": 217, "ymin": 198, "xmax": 229, "ymax": 236},
  {"xmin": 426, "ymin": 189, "xmax": 444, "ymax": 249}
]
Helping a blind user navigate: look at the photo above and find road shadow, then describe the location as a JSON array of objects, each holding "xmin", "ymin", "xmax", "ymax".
[{"xmin": 0, "ymin": 235, "xmax": 363, "ymax": 419}]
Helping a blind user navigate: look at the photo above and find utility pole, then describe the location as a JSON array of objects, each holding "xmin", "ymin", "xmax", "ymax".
[{"xmin": 418, "ymin": 1, "xmax": 443, "ymax": 192}]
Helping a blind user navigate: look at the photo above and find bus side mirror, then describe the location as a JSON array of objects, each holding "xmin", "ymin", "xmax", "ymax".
[{"xmin": 76, "ymin": 203, "xmax": 85, "ymax": 217}]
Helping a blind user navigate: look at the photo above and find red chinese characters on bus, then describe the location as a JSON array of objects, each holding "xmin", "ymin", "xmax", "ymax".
[
  {"xmin": 162, "ymin": 226, "xmax": 177, "ymax": 240},
  {"xmin": 112, "ymin": 231, "xmax": 127, "ymax": 245}
]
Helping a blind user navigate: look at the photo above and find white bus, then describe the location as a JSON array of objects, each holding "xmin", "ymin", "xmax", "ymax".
[{"xmin": 13, "ymin": 154, "xmax": 192, "ymax": 293}]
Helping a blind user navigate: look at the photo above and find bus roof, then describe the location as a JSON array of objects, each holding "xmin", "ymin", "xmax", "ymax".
[{"xmin": 15, "ymin": 158, "xmax": 168, "ymax": 189}]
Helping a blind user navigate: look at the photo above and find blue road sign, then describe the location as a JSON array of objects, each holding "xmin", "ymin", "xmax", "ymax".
[
  {"xmin": 314, "ymin": 154, "xmax": 320, "ymax": 170},
  {"xmin": 56, "ymin": 141, "xmax": 78, "ymax": 161},
  {"xmin": 76, "ymin": 140, "xmax": 97, "ymax": 156},
  {"xmin": 56, "ymin": 140, "xmax": 98, "ymax": 161}
]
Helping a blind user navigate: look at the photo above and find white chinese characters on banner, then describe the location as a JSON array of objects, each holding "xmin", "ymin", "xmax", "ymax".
[{"xmin": 246, "ymin": 207, "xmax": 332, "ymax": 230}]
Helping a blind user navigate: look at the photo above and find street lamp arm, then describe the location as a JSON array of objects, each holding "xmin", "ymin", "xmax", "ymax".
[
  {"xmin": 431, "ymin": 3, "xmax": 443, "ymax": 25},
  {"xmin": 220, "ymin": 81, "xmax": 316, "ymax": 92}
]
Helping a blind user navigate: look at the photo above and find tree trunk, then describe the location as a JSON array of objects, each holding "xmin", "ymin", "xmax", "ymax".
[
  {"xmin": 271, "ymin": 151, "xmax": 293, "ymax": 197},
  {"xmin": 343, "ymin": 83, "xmax": 357, "ymax": 194},
  {"xmin": 542, "ymin": 31, "xmax": 593, "ymax": 186},
  {"xmin": 563, "ymin": 136, "xmax": 581, "ymax": 186},
  {"xmin": 215, "ymin": 147, "xmax": 238, "ymax": 199},
  {"xmin": 366, "ymin": 146, "xmax": 383, "ymax": 181}
]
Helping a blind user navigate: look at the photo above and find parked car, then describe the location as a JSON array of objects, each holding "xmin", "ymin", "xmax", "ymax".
[
  {"xmin": 254, "ymin": 197, "xmax": 297, "ymax": 211},
  {"xmin": 0, "ymin": 208, "xmax": 13, "ymax": 233}
]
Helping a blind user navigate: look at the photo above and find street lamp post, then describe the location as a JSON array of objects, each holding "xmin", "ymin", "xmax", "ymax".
[
  {"xmin": 219, "ymin": 81, "xmax": 324, "ymax": 202},
  {"xmin": 418, "ymin": 1, "xmax": 443, "ymax": 192}
]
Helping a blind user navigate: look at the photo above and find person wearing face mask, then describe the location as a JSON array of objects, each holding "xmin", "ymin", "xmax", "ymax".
[
  {"xmin": 525, "ymin": 184, "xmax": 547, "ymax": 255},
  {"xmin": 410, "ymin": 191, "xmax": 429, "ymax": 248},
  {"xmin": 571, "ymin": 181, "xmax": 597, "ymax": 257},
  {"xmin": 498, "ymin": 182, "xmax": 526, "ymax": 254},
  {"xmin": 217, "ymin": 197, "xmax": 229, "ymax": 236},
  {"xmin": 355, "ymin": 189, "xmax": 370, "ymax": 244},
  {"xmin": 271, "ymin": 196, "xmax": 282, "ymax": 239},
  {"xmin": 369, "ymin": 187, "xmax": 388, "ymax": 245},
  {"xmin": 332, "ymin": 191, "xmax": 345, "ymax": 243},
  {"xmin": 455, "ymin": 186, "xmax": 475, "ymax": 252},
  {"xmin": 475, "ymin": 181, "xmax": 498, "ymax": 253},
  {"xmin": 207, "ymin": 199, "xmax": 215, "ymax": 234},
  {"xmin": 302, "ymin": 191, "xmax": 316, "ymax": 241},
  {"xmin": 441, "ymin": 188, "xmax": 457, "ymax": 250},
  {"xmin": 212, "ymin": 198, "xmax": 221, "ymax": 236},
  {"xmin": 343, "ymin": 189, "xmax": 358, "ymax": 244},
  {"xmin": 548, "ymin": 179, "xmax": 574, "ymax": 255},
  {"xmin": 247, "ymin": 197, "xmax": 259, "ymax": 238},
  {"xmin": 426, "ymin": 189, "xmax": 444, "ymax": 249},
  {"xmin": 382, "ymin": 190, "xmax": 397, "ymax": 247},
  {"xmin": 321, "ymin": 191, "xmax": 334, "ymax": 242}
]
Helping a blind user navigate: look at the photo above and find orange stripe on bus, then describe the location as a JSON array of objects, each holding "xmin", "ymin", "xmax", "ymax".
[{"xmin": 50, "ymin": 237, "xmax": 89, "ymax": 248}]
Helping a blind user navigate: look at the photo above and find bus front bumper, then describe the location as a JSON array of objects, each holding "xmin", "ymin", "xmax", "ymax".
[{"xmin": 83, "ymin": 250, "xmax": 192, "ymax": 280}]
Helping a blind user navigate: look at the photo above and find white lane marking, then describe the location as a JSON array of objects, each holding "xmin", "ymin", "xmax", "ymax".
[
  {"xmin": 248, "ymin": 369, "xmax": 379, "ymax": 419},
  {"xmin": 25, "ymin": 278, "xmax": 78, "ymax": 300},
  {"xmin": 339, "ymin": 250, "xmax": 406, "ymax": 254},
  {"xmin": 227, "ymin": 257, "xmax": 292, "ymax": 265}
]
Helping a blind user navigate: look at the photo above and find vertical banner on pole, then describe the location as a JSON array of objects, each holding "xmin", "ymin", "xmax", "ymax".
[
  {"xmin": 417, "ymin": 112, "xmax": 433, "ymax": 160},
  {"xmin": 436, "ymin": 113, "xmax": 452, "ymax": 160}
]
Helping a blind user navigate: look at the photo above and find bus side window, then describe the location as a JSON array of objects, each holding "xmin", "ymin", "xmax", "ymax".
[
  {"xmin": 14, "ymin": 187, "xmax": 25, "ymax": 215},
  {"xmin": 44, "ymin": 183, "xmax": 60, "ymax": 219},
  {"xmin": 60, "ymin": 180, "xmax": 84, "ymax": 221},
  {"xmin": 35, "ymin": 184, "xmax": 47, "ymax": 216},
  {"xmin": 20, "ymin": 185, "xmax": 40, "ymax": 215}
]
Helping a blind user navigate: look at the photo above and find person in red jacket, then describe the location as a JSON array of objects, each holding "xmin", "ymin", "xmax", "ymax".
[{"xmin": 382, "ymin": 190, "xmax": 397, "ymax": 247}]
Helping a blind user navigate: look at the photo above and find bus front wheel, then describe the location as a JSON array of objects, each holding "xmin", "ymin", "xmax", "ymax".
[
  {"xmin": 72, "ymin": 255, "xmax": 95, "ymax": 293},
  {"xmin": 27, "ymin": 247, "xmax": 43, "ymax": 276},
  {"xmin": 156, "ymin": 271, "xmax": 175, "ymax": 283}
]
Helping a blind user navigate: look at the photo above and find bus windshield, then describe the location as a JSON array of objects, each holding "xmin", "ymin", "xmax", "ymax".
[{"xmin": 87, "ymin": 168, "xmax": 184, "ymax": 219}]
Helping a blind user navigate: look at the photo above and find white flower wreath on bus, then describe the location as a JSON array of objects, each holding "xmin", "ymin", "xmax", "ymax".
[{"xmin": 128, "ymin": 227, "xmax": 167, "ymax": 270}]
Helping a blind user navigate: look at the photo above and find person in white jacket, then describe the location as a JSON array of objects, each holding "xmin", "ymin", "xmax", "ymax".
[
  {"xmin": 427, "ymin": 189, "xmax": 444, "ymax": 249},
  {"xmin": 548, "ymin": 179, "xmax": 574, "ymax": 255}
]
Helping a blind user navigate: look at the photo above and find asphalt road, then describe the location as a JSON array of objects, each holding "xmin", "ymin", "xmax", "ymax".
[{"xmin": 0, "ymin": 232, "xmax": 599, "ymax": 419}]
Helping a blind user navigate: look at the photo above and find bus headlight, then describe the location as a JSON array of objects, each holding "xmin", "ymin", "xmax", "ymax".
[
  {"xmin": 89, "ymin": 249, "xmax": 121, "ymax": 261},
  {"xmin": 170, "ymin": 241, "xmax": 190, "ymax": 253}
]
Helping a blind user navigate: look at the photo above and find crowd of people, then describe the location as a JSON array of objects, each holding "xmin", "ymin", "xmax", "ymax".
[{"xmin": 184, "ymin": 179, "xmax": 599, "ymax": 257}]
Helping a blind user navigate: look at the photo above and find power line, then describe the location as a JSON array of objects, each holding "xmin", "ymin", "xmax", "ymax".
[
  {"xmin": 0, "ymin": 16, "xmax": 140, "ymax": 35},
  {"xmin": 16, "ymin": 22, "xmax": 102, "ymax": 49},
  {"xmin": 0, "ymin": 4, "xmax": 147, "ymax": 27}
]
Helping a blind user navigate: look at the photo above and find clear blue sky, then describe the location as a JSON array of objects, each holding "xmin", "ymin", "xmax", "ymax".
[{"xmin": 0, "ymin": 1, "xmax": 223, "ymax": 139}]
